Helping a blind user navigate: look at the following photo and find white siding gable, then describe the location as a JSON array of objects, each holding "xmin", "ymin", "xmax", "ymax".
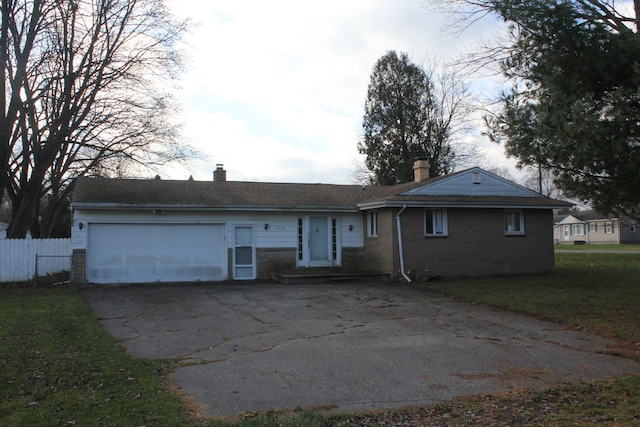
[
  {"xmin": 558, "ymin": 215, "xmax": 582, "ymax": 225},
  {"xmin": 403, "ymin": 167, "xmax": 541, "ymax": 197}
]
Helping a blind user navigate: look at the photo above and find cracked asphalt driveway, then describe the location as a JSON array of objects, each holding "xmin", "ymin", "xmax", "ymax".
[{"xmin": 82, "ymin": 282, "xmax": 640, "ymax": 418}]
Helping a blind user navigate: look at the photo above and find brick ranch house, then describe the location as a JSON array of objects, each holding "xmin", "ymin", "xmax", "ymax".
[{"xmin": 70, "ymin": 161, "xmax": 571, "ymax": 285}]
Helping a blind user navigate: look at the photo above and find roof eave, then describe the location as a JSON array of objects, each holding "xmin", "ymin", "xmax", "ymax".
[
  {"xmin": 70, "ymin": 202, "xmax": 359, "ymax": 213},
  {"xmin": 357, "ymin": 200, "xmax": 573, "ymax": 210}
]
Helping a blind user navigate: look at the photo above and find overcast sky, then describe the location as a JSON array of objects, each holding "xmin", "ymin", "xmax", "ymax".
[{"xmin": 165, "ymin": 0, "xmax": 512, "ymax": 184}]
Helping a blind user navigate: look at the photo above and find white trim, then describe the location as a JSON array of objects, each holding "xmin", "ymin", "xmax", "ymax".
[
  {"xmin": 571, "ymin": 223, "xmax": 585, "ymax": 236},
  {"xmin": 71, "ymin": 203, "xmax": 358, "ymax": 213},
  {"xmin": 232, "ymin": 223, "xmax": 256, "ymax": 280},
  {"xmin": 424, "ymin": 208, "xmax": 448, "ymax": 236},
  {"xmin": 358, "ymin": 200, "xmax": 569, "ymax": 210},
  {"xmin": 331, "ymin": 217, "xmax": 342, "ymax": 267},
  {"xmin": 296, "ymin": 215, "xmax": 342, "ymax": 268},
  {"xmin": 367, "ymin": 211, "xmax": 378, "ymax": 237},
  {"xmin": 504, "ymin": 209, "xmax": 525, "ymax": 235}
]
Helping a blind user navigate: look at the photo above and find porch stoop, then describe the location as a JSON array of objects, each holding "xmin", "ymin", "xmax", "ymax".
[{"xmin": 272, "ymin": 270, "xmax": 390, "ymax": 285}]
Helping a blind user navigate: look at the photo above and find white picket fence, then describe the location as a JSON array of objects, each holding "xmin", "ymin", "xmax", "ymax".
[{"xmin": 0, "ymin": 239, "xmax": 72, "ymax": 283}]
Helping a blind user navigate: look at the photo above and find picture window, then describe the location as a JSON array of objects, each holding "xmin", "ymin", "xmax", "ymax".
[{"xmin": 571, "ymin": 224, "xmax": 585, "ymax": 236}]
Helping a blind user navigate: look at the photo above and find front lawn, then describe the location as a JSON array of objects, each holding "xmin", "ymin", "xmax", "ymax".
[
  {"xmin": 0, "ymin": 285, "xmax": 193, "ymax": 427},
  {"xmin": 1, "ymin": 252, "xmax": 639, "ymax": 426},
  {"xmin": 428, "ymin": 252, "xmax": 640, "ymax": 348},
  {"xmin": 555, "ymin": 243, "xmax": 640, "ymax": 251}
]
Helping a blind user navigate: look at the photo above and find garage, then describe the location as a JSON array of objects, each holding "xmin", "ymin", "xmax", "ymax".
[{"xmin": 87, "ymin": 223, "xmax": 227, "ymax": 284}]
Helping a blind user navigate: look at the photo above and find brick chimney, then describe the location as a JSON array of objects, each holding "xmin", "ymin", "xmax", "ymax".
[
  {"xmin": 213, "ymin": 164, "xmax": 227, "ymax": 182},
  {"xmin": 413, "ymin": 158, "xmax": 430, "ymax": 182}
]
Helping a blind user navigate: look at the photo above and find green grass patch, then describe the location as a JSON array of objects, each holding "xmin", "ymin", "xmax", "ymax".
[
  {"xmin": 429, "ymin": 253, "xmax": 640, "ymax": 345},
  {"xmin": 555, "ymin": 243, "xmax": 640, "ymax": 251},
  {"xmin": 0, "ymin": 285, "xmax": 194, "ymax": 427}
]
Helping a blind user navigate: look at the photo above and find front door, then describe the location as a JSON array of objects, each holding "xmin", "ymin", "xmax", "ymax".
[
  {"xmin": 563, "ymin": 225, "xmax": 570, "ymax": 241},
  {"xmin": 309, "ymin": 216, "xmax": 330, "ymax": 266}
]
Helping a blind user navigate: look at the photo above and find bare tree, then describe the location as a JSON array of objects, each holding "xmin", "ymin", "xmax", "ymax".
[
  {"xmin": 482, "ymin": 165, "xmax": 514, "ymax": 180},
  {"xmin": 421, "ymin": 58, "xmax": 479, "ymax": 171},
  {"xmin": 1, "ymin": 0, "xmax": 194, "ymax": 238},
  {"xmin": 350, "ymin": 158, "xmax": 375, "ymax": 185},
  {"xmin": 520, "ymin": 166, "xmax": 563, "ymax": 199}
]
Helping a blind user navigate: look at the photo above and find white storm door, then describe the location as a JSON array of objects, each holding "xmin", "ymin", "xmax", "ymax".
[
  {"xmin": 563, "ymin": 225, "xmax": 570, "ymax": 241},
  {"xmin": 233, "ymin": 225, "xmax": 255, "ymax": 280},
  {"xmin": 309, "ymin": 216, "xmax": 330, "ymax": 267}
]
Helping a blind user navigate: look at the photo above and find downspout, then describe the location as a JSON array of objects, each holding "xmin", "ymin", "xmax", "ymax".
[{"xmin": 396, "ymin": 205, "xmax": 411, "ymax": 283}]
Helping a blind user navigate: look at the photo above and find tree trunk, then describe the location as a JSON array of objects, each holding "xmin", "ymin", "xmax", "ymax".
[
  {"xmin": 6, "ymin": 165, "xmax": 47, "ymax": 238},
  {"xmin": 0, "ymin": 0, "xmax": 9, "ymax": 204}
]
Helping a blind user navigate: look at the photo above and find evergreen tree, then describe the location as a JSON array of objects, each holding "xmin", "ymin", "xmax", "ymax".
[
  {"xmin": 358, "ymin": 51, "xmax": 455, "ymax": 185},
  {"xmin": 467, "ymin": 1, "xmax": 640, "ymax": 219}
]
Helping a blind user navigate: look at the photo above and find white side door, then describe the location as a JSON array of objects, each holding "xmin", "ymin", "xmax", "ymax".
[{"xmin": 233, "ymin": 225, "xmax": 255, "ymax": 279}]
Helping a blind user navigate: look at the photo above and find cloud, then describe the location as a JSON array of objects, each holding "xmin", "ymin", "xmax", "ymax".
[{"xmin": 167, "ymin": 0, "xmax": 507, "ymax": 183}]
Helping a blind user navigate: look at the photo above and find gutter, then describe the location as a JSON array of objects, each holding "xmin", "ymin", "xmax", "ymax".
[
  {"xmin": 358, "ymin": 200, "xmax": 572, "ymax": 210},
  {"xmin": 396, "ymin": 205, "xmax": 411, "ymax": 283},
  {"xmin": 69, "ymin": 203, "xmax": 359, "ymax": 213}
]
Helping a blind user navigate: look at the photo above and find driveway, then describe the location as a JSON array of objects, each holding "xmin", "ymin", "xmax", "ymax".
[{"xmin": 82, "ymin": 282, "xmax": 640, "ymax": 418}]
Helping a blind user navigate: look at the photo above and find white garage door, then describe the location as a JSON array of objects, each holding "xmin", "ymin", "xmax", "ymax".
[{"xmin": 87, "ymin": 223, "xmax": 226, "ymax": 284}]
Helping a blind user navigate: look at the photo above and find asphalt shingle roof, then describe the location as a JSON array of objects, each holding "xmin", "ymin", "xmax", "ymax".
[
  {"xmin": 71, "ymin": 175, "xmax": 570, "ymax": 211},
  {"xmin": 570, "ymin": 210, "xmax": 614, "ymax": 221},
  {"xmin": 71, "ymin": 177, "xmax": 423, "ymax": 209}
]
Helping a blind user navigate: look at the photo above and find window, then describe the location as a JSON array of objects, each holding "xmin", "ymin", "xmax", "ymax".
[
  {"xmin": 297, "ymin": 218, "xmax": 303, "ymax": 260},
  {"xmin": 332, "ymin": 218, "xmax": 338, "ymax": 261},
  {"xmin": 571, "ymin": 224, "xmax": 585, "ymax": 236},
  {"xmin": 605, "ymin": 222, "xmax": 613, "ymax": 234},
  {"xmin": 425, "ymin": 208, "xmax": 447, "ymax": 236},
  {"xmin": 504, "ymin": 209, "xmax": 524, "ymax": 235},
  {"xmin": 367, "ymin": 211, "xmax": 378, "ymax": 237},
  {"xmin": 631, "ymin": 224, "xmax": 637, "ymax": 233},
  {"xmin": 589, "ymin": 222, "xmax": 597, "ymax": 233}
]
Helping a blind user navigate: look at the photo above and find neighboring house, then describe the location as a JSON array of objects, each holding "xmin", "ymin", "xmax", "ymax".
[
  {"xmin": 70, "ymin": 162, "xmax": 570, "ymax": 285},
  {"xmin": 554, "ymin": 210, "xmax": 640, "ymax": 245}
]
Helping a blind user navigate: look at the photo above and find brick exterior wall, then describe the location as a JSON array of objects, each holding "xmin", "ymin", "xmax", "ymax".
[
  {"xmin": 342, "ymin": 247, "xmax": 366, "ymax": 270},
  {"xmin": 366, "ymin": 207, "xmax": 555, "ymax": 279},
  {"xmin": 256, "ymin": 248, "xmax": 296, "ymax": 279},
  {"xmin": 71, "ymin": 249, "xmax": 87, "ymax": 285},
  {"xmin": 361, "ymin": 210, "xmax": 396, "ymax": 275},
  {"xmin": 73, "ymin": 208, "xmax": 555, "ymax": 284}
]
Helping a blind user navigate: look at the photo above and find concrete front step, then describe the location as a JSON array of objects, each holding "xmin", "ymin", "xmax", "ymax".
[{"xmin": 272, "ymin": 271, "xmax": 389, "ymax": 285}]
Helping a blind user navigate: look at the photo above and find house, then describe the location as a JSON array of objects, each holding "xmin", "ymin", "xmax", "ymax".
[
  {"xmin": 0, "ymin": 222, "xmax": 7, "ymax": 239},
  {"xmin": 70, "ymin": 162, "xmax": 571, "ymax": 285},
  {"xmin": 554, "ymin": 210, "xmax": 640, "ymax": 245}
]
